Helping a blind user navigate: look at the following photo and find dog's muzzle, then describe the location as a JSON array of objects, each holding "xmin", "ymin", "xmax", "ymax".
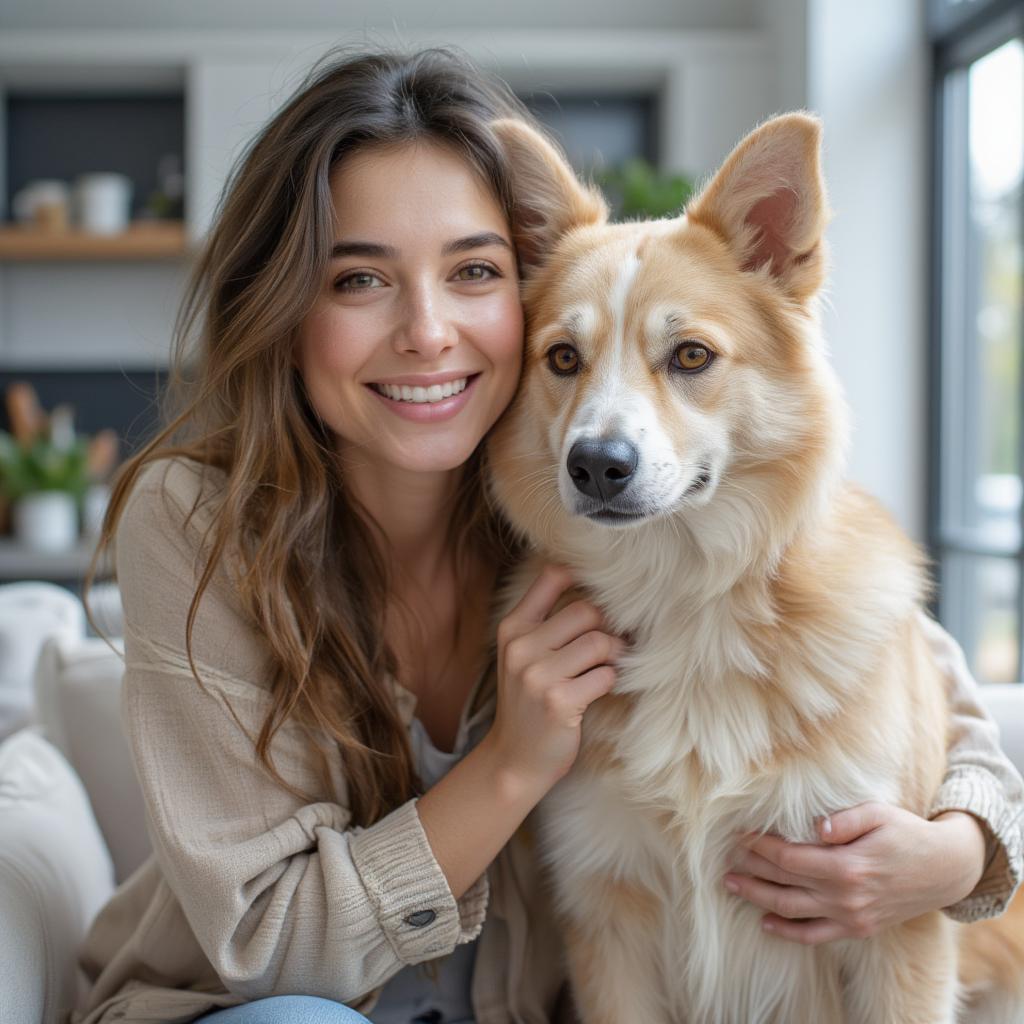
[{"xmin": 567, "ymin": 437, "xmax": 639, "ymax": 501}]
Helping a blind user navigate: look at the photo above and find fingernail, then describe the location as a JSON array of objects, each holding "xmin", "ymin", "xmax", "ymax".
[
  {"xmin": 724, "ymin": 878, "xmax": 739, "ymax": 894},
  {"xmin": 821, "ymin": 816, "xmax": 832, "ymax": 837},
  {"xmin": 762, "ymin": 920, "xmax": 775, "ymax": 933}
]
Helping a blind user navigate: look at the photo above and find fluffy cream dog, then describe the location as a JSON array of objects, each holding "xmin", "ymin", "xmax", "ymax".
[{"xmin": 487, "ymin": 113, "xmax": 1023, "ymax": 1023}]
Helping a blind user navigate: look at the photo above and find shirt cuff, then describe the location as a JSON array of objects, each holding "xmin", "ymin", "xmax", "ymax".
[
  {"xmin": 349, "ymin": 797, "xmax": 489, "ymax": 964},
  {"xmin": 929, "ymin": 767, "xmax": 1023, "ymax": 923}
]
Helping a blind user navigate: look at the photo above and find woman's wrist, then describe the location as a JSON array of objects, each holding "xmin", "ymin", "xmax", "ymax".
[
  {"xmin": 476, "ymin": 730, "xmax": 559, "ymax": 810},
  {"xmin": 930, "ymin": 810, "xmax": 987, "ymax": 905}
]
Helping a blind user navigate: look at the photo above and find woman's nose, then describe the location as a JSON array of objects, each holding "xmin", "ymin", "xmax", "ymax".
[{"xmin": 393, "ymin": 282, "xmax": 457, "ymax": 359}]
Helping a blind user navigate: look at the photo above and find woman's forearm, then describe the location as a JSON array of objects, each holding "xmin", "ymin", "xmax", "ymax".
[{"xmin": 415, "ymin": 733, "xmax": 551, "ymax": 900}]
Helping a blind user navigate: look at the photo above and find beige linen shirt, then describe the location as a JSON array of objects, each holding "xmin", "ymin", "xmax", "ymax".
[{"xmin": 73, "ymin": 457, "xmax": 1023, "ymax": 1024}]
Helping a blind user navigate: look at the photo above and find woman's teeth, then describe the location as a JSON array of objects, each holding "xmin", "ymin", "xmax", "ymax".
[{"xmin": 371, "ymin": 377, "xmax": 469, "ymax": 404}]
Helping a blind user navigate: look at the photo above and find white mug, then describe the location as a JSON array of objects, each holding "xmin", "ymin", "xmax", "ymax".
[{"xmin": 73, "ymin": 173, "xmax": 133, "ymax": 235}]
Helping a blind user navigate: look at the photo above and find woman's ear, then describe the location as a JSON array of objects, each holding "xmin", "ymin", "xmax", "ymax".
[
  {"xmin": 686, "ymin": 112, "xmax": 830, "ymax": 303},
  {"xmin": 491, "ymin": 118, "xmax": 608, "ymax": 275}
]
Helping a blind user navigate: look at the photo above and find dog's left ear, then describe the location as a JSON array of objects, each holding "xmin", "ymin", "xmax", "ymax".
[
  {"xmin": 491, "ymin": 118, "xmax": 609, "ymax": 275},
  {"xmin": 686, "ymin": 113, "xmax": 829, "ymax": 302}
]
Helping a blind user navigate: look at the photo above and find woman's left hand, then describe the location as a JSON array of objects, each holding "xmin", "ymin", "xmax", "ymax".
[{"xmin": 723, "ymin": 802, "xmax": 987, "ymax": 945}]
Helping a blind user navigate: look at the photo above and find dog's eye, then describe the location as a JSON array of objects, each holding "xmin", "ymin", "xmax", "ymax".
[
  {"xmin": 547, "ymin": 344, "xmax": 580, "ymax": 375},
  {"xmin": 672, "ymin": 343, "xmax": 713, "ymax": 374}
]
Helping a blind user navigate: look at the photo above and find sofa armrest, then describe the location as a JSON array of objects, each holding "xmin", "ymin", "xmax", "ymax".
[
  {"xmin": 0, "ymin": 729, "xmax": 114, "ymax": 1024},
  {"xmin": 978, "ymin": 683, "xmax": 1024, "ymax": 777}
]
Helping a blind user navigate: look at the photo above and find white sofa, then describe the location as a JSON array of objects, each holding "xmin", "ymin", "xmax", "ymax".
[{"xmin": 1, "ymin": 628, "xmax": 1023, "ymax": 1024}]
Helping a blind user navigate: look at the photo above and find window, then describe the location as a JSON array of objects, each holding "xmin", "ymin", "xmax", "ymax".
[{"xmin": 931, "ymin": 0, "xmax": 1024, "ymax": 682}]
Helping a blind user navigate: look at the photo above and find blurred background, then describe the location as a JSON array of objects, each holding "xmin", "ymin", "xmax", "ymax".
[{"xmin": 0, "ymin": 0, "xmax": 1020, "ymax": 686}]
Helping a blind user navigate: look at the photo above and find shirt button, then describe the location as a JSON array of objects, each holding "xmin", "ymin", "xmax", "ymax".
[{"xmin": 403, "ymin": 908, "xmax": 437, "ymax": 927}]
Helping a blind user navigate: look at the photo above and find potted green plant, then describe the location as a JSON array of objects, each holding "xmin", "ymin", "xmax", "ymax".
[
  {"xmin": 0, "ymin": 404, "xmax": 89, "ymax": 552},
  {"xmin": 595, "ymin": 159, "xmax": 695, "ymax": 220}
]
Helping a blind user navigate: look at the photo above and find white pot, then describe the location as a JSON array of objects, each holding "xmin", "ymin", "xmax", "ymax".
[{"xmin": 13, "ymin": 491, "xmax": 79, "ymax": 552}]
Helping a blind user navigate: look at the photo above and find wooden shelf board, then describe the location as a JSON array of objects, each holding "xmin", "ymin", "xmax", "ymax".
[{"xmin": 0, "ymin": 221, "xmax": 189, "ymax": 261}]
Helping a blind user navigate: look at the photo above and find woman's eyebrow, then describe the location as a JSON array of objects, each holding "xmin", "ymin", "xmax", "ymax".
[
  {"xmin": 441, "ymin": 231, "xmax": 512, "ymax": 256},
  {"xmin": 330, "ymin": 232, "xmax": 512, "ymax": 260}
]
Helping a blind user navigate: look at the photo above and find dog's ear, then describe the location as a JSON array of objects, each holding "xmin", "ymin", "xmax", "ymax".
[
  {"xmin": 492, "ymin": 118, "xmax": 609, "ymax": 275},
  {"xmin": 686, "ymin": 113, "xmax": 829, "ymax": 302}
]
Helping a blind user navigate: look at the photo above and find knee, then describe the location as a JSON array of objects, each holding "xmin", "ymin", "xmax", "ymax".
[{"xmin": 214, "ymin": 994, "xmax": 371, "ymax": 1024}]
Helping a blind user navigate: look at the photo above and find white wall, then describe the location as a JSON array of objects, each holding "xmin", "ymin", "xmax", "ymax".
[
  {"xmin": 754, "ymin": 0, "xmax": 929, "ymax": 541},
  {"xmin": 804, "ymin": 0, "xmax": 929, "ymax": 542}
]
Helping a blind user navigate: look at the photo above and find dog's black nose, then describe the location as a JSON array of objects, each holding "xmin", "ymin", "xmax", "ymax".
[{"xmin": 567, "ymin": 438, "xmax": 639, "ymax": 500}]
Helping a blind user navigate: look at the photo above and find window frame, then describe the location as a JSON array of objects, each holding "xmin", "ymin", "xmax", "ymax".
[{"xmin": 928, "ymin": 0, "xmax": 1024, "ymax": 680}]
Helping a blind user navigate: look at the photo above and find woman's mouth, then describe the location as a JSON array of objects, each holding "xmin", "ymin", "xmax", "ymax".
[{"xmin": 365, "ymin": 373, "xmax": 481, "ymax": 422}]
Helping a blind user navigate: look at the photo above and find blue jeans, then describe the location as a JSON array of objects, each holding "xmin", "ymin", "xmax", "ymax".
[{"xmin": 199, "ymin": 995, "xmax": 371, "ymax": 1023}]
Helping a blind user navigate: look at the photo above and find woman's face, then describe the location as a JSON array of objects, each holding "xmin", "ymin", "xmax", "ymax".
[{"xmin": 294, "ymin": 141, "xmax": 524, "ymax": 477}]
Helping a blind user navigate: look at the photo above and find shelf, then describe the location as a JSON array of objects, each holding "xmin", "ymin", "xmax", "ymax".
[
  {"xmin": 0, "ymin": 537, "xmax": 113, "ymax": 582},
  {"xmin": 0, "ymin": 220, "xmax": 189, "ymax": 261}
]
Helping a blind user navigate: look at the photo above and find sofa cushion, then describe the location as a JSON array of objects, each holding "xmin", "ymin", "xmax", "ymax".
[
  {"xmin": 33, "ymin": 636, "xmax": 150, "ymax": 883},
  {"xmin": 979, "ymin": 683, "xmax": 1024, "ymax": 776},
  {"xmin": 0, "ymin": 582, "xmax": 84, "ymax": 741},
  {"xmin": 0, "ymin": 729, "xmax": 114, "ymax": 1024}
]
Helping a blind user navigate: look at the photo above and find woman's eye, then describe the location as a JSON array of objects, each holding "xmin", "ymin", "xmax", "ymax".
[
  {"xmin": 334, "ymin": 271, "xmax": 383, "ymax": 292},
  {"xmin": 671, "ymin": 342, "xmax": 713, "ymax": 374},
  {"xmin": 455, "ymin": 262, "xmax": 498, "ymax": 282},
  {"xmin": 547, "ymin": 343, "xmax": 580, "ymax": 375}
]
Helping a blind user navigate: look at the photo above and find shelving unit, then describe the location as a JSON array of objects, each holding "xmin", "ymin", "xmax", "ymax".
[{"xmin": 0, "ymin": 220, "xmax": 188, "ymax": 261}]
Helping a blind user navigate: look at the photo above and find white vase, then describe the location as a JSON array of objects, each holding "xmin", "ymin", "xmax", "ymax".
[{"xmin": 13, "ymin": 491, "xmax": 79, "ymax": 552}]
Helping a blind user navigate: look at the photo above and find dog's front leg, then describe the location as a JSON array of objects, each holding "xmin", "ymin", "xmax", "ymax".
[
  {"xmin": 560, "ymin": 876, "xmax": 673, "ymax": 1024},
  {"xmin": 835, "ymin": 910, "xmax": 959, "ymax": 1023}
]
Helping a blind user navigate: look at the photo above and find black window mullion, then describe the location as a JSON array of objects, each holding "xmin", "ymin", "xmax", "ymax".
[{"xmin": 930, "ymin": 0, "xmax": 1024, "ymax": 681}]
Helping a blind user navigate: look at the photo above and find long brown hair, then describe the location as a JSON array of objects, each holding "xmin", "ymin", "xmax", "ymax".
[{"xmin": 86, "ymin": 47, "xmax": 567, "ymax": 827}]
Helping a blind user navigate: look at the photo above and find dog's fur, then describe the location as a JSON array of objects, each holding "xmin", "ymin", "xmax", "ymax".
[{"xmin": 486, "ymin": 113, "xmax": 1024, "ymax": 1023}]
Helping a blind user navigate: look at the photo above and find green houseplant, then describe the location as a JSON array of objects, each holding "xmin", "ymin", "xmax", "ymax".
[
  {"xmin": 0, "ymin": 429, "xmax": 90, "ymax": 504},
  {"xmin": 596, "ymin": 158, "xmax": 695, "ymax": 220},
  {"xmin": 0, "ymin": 405, "xmax": 90, "ymax": 552}
]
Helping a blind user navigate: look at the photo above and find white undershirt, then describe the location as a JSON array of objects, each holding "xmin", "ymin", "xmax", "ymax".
[{"xmin": 367, "ymin": 713, "xmax": 478, "ymax": 1024}]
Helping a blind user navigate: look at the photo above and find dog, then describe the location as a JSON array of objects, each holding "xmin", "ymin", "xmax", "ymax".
[{"xmin": 486, "ymin": 112, "xmax": 1024, "ymax": 1022}]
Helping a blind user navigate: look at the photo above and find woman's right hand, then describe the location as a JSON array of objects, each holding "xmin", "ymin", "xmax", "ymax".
[{"xmin": 485, "ymin": 563, "xmax": 623, "ymax": 795}]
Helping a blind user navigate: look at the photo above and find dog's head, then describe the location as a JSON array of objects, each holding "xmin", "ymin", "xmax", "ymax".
[{"xmin": 488, "ymin": 114, "xmax": 848, "ymax": 569}]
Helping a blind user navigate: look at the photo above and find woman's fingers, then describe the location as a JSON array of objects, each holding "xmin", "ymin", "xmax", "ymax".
[
  {"xmin": 741, "ymin": 832, "xmax": 838, "ymax": 882},
  {"xmin": 723, "ymin": 873, "xmax": 823, "ymax": 921},
  {"xmin": 498, "ymin": 563, "xmax": 576, "ymax": 641},
  {"xmin": 529, "ymin": 600, "xmax": 608, "ymax": 655},
  {"xmin": 760, "ymin": 915, "xmax": 852, "ymax": 946},
  {"xmin": 729, "ymin": 847, "xmax": 810, "ymax": 890},
  {"xmin": 564, "ymin": 664, "xmax": 618, "ymax": 708},
  {"xmin": 544, "ymin": 627, "xmax": 622, "ymax": 676}
]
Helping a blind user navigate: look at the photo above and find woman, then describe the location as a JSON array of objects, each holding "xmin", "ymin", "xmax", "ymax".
[{"xmin": 76, "ymin": 48, "xmax": 1022, "ymax": 1024}]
